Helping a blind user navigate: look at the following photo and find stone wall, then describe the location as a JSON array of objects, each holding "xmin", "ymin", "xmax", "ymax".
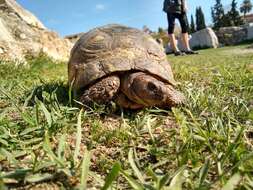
[
  {"xmin": 247, "ymin": 26, "xmax": 253, "ymax": 40},
  {"xmin": 216, "ymin": 26, "xmax": 253, "ymax": 46}
]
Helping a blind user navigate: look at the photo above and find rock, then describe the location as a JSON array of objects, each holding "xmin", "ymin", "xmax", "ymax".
[
  {"xmin": 247, "ymin": 26, "xmax": 253, "ymax": 40},
  {"xmin": 0, "ymin": 47, "xmax": 4, "ymax": 54},
  {"xmin": 165, "ymin": 28, "xmax": 219, "ymax": 53},
  {"xmin": 19, "ymin": 33, "xmax": 26, "ymax": 39},
  {"xmin": 165, "ymin": 43, "xmax": 173, "ymax": 54},
  {"xmin": 216, "ymin": 26, "xmax": 247, "ymax": 45},
  {"xmin": 0, "ymin": 0, "xmax": 45, "ymax": 29},
  {"xmin": 0, "ymin": 18, "xmax": 14, "ymax": 42},
  {"xmin": 189, "ymin": 27, "xmax": 219, "ymax": 49},
  {"xmin": 155, "ymin": 38, "xmax": 164, "ymax": 46},
  {"xmin": 0, "ymin": 0, "xmax": 73, "ymax": 63}
]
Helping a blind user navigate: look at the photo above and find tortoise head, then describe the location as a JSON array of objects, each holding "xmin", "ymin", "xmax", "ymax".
[{"xmin": 121, "ymin": 72, "xmax": 185, "ymax": 107}]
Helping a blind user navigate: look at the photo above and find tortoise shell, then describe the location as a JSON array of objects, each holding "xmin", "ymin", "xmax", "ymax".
[{"xmin": 68, "ymin": 24, "xmax": 176, "ymax": 90}]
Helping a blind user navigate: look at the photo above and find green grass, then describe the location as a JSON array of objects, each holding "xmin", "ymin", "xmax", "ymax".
[{"xmin": 0, "ymin": 46, "xmax": 253, "ymax": 189}]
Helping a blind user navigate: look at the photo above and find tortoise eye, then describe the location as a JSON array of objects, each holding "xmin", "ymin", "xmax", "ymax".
[{"xmin": 147, "ymin": 82, "xmax": 157, "ymax": 91}]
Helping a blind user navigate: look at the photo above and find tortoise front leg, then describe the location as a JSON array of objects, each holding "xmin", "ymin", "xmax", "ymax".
[
  {"xmin": 115, "ymin": 93, "xmax": 144, "ymax": 109},
  {"xmin": 80, "ymin": 75, "xmax": 120, "ymax": 106}
]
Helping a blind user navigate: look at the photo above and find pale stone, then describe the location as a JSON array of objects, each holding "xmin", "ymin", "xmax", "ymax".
[
  {"xmin": 165, "ymin": 28, "xmax": 219, "ymax": 53},
  {"xmin": 247, "ymin": 26, "xmax": 253, "ymax": 40},
  {"xmin": 189, "ymin": 28, "xmax": 219, "ymax": 49}
]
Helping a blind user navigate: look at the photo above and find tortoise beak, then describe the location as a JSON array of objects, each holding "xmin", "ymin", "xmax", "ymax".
[{"xmin": 164, "ymin": 85, "xmax": 185, "ymax": 107}]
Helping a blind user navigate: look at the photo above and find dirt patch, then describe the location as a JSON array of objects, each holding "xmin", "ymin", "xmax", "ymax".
[
  {"xmin": 247, "ymin": 44, "xmax": 253, "ymax": 49},
  {"xmin": 225, "ymin": 47, "xmax": 253, "ymax": 55},
  {"xmin": 248, "ymin": 64, "xmax": 253, "ymax": 71},
  {"xmin": 1, "ymin": 113, "xmax": 180, "ymax": 189},
  {"xmin": 14, "ymin": 182, "xmax": 61, "ymax": 190},
  {"xmin": 0, "ymin": 100, "xmax": 9, "ymax": 109}
]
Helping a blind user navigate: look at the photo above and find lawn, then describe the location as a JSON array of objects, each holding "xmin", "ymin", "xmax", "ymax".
[{"xmin": 0, "ymin": 45, "xmax": 253, "ymax": 189}]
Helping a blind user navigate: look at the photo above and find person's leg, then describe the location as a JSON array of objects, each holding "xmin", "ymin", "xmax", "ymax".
[
  {"xmin": 179, "ymin": 14, "xmax": 198, "ymax": 54},
  {"xmin": 182, "ymin": 33, "xmax": 191, "ymax": 51},
  {"xmin": 168, "ymin": 34, "xmax": 179, "ymax": 52},
  {"xmin": 167, "ymin": 13, "xmax": 182, "ymax": 55},
  {"xmin": 178, "ymin": 13, "xmax": 190, "ymax": 51}
]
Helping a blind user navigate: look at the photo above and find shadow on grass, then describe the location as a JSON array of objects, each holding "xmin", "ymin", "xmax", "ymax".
[
  {"xmin": 24, "ymin": 82, "xmax": 70, "ymax": 106},
  {"xmin": 23, "ymin": 82, "xmax": 173, "ymax": 119}
]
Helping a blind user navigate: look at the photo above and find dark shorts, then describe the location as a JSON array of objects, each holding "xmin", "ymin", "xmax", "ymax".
[{"xmin": 167, "ymin": 13, "xmax": 188, "ymax": 34}]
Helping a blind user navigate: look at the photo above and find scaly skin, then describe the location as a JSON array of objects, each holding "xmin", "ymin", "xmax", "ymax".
[
  {"xmin": 80, "ymin": 75, "xmax": 120, "ymax": 105},
  {"xmin": 120, "ymin": 72, "xmax": 185, "ymax": 108},
  {"xmin": 80, "ymin": 72, "xmax": 185, "ymax": 109}
]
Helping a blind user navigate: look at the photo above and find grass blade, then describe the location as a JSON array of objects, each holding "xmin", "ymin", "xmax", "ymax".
[
  {"xmin": 25, "ymin": 173, "xmax": 54, "ymax": 183},
  {"xmin": 39, "ymin": 101, "xmax": 52, "ymax": 127},
  {"xmin": 0, "ymin": 88, "xmax": 35, "ymax": 126},
  {"xmin": 0, "ymin": 138, "xmax": 8, "ymax": 147},
  {"xmin": 43, "ymin": 131, "xmax": 64, "ymax": 167},
  {"xmin": 128, "ymin": 148, "xmax": 145, "ymax": 184},
  {"xmin": 1, "ymin": 169, "xmax": 31, "ymax": 180},
  {"xmin": 147, "ymin": 117, "xmax": 155, "ymax": 143},
  {"xmin": 23, "ymin": 88, "xmax": 35, "ymax": 108},
  {"xmin": 120, "ymin": 170, "xmax": 144, "ymax": 190},
  {"xmin": 146, "ymin": 168, "xmax": 158, "ymax": 182},
  {"xmin": 57, "ymin": 134, "xmax": 66, "ymax": 160},
  {"xmin": 0, "ymin": 177, "xmax": 7, "ymax": 190},
  {"xmin": 74, "ymin": 109, "xmax": 83, "ymax": 164},
  {"xmin": 0, "ymin": 148, "xmax": 18, "ymax": 166},
  {"xmin": 68, "ymin": 79, "xmax": 75, "ymax": 106},
  {"xmin": 158, "ymin": 173, "xmax": 170, "ymax": 190},
  {"xmin": 198, "ymin": 158, "xmax": 210, "ymax": 187},
  {"xmin": 79, "ymin": 151, "xmax": 91, "ymax": 190},
  {"xmin": 101, "ymin": 162, "xmax": 121, "ymax": 190},
  {"xmin": 20, "ymin": 126, "xmax": 41, "ymax": 137},
  {"xmin": 167, "ymin": 167, "xmax": 186, "ymax": 190},
  {"xmin": 221, "ymin": 173, "xmax": 241, "ymax": 190},
  {"xmin": 224, "ymin": 152, "xmax": 253, "ymax": 177},
  {"xmin": 221, "ymin": 127, "xmax": 244, "ymax": 166}
]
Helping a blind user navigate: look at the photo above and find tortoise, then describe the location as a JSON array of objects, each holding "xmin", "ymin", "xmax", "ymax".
[{"xmin": 68, "ymin": 24, "xmax": 185, "ymax": 109}]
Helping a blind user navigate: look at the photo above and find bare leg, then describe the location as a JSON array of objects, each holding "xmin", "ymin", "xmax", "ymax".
[
  {"xmin": 169, "ymin": 34, "xmax": 179, "ymax": 52},
  {"xmin": 80, "ymin": 75, "xmax": 120, "ymax": 105},
  {"xmin": 181, "ymin": 33, "xmax": 198, "ymax": 54},
  {"xmin": 181, "ymin": 33, "xmax": 191, "ymax": 51}
]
